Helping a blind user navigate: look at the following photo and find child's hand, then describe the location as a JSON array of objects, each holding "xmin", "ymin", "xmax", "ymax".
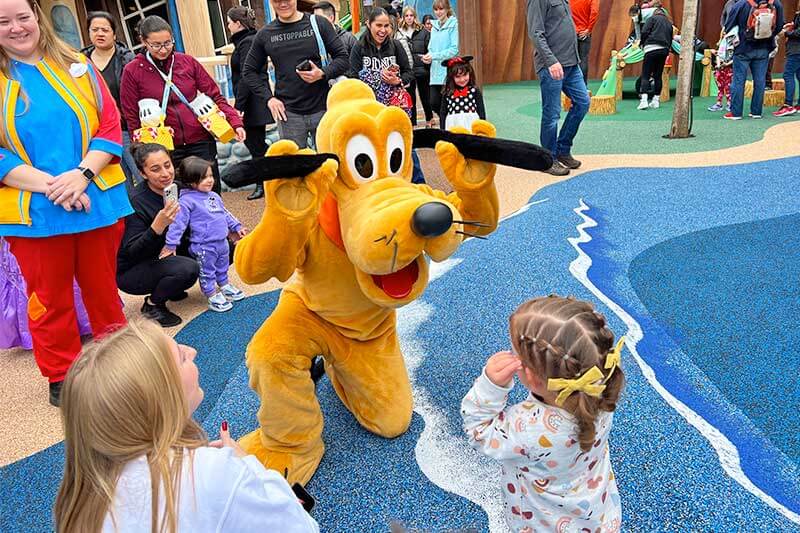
[
  {"xmin": 485, "ymin": 351, "xmax": 522, "ymax": 388},
  {"xmin": 238, "ymin": 227, "xmax": 249, "ymax": 239},
  {"xmin": 159, "ymin": 247, "xmax": 175, "ymax": 259}
]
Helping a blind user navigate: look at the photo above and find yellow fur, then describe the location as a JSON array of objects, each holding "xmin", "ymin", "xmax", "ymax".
[{"xmin": 233, "ymin": 79, "xmax": 500, "ymax": 484}]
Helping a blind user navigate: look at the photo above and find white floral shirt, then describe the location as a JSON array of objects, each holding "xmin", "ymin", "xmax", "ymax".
[{"xmin": 461, "ymin": 369, "xmax": 622, "ymax": 533}]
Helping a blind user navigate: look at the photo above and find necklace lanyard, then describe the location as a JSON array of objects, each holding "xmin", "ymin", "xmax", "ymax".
[{"xmin": 146, "ymin": 52, "xmax": 195, "ymax": 115}]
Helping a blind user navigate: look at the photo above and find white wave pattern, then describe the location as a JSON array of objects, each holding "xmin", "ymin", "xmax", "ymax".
[
  {"xmin": 398, "ymin": 300, "xmax": 507, "ymax": 533},
  {"xmin": 566, "ymin": 198, "xmax": 800, "ymax": 525}
]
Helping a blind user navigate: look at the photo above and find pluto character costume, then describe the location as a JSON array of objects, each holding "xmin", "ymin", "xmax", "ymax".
[{"xmin": 234, "ymin": 80, "xmax": 501, "ymax": 484}]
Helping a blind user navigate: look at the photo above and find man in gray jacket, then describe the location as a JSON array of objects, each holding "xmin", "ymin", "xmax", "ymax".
[
  {"xmin": 313, "ymin": 1, "xmax": 357, "ymax": 59},
  {"xmin": 527, "ymin": 0, "xmax": 591, "ymax": 176}
]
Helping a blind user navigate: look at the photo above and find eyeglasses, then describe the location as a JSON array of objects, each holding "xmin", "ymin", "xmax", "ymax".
[{"xmin": 146, "ymin": 40, "xmax": 174, "ymax": 51}]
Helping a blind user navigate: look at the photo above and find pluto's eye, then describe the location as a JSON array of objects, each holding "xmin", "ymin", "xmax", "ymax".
[
  {"xmin": 387, "ymin": 131, "xmax": 405, "ymax": 174},
  {"xmin": 346, "ymin": 134, "xmax": 377, "ymax": 182}
]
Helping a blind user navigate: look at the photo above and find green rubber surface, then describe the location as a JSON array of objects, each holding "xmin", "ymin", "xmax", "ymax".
[{"xmin": 484, "ymin": 79, "xmax": 800, "ymax": 155}]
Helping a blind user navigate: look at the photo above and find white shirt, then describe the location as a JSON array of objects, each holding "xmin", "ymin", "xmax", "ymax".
[
  {"xmin": 102, "ymin": 446, "xmax": 320, "ymax": 533},
  {"xmin": 462, "ymin": 370, "xmax": 621, "ymax": 533}
]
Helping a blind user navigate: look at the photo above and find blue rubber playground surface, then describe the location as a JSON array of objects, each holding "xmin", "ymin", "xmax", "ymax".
[{"xmin": 3, "ymin": 157, "xmax": 800, "ymax": 532}]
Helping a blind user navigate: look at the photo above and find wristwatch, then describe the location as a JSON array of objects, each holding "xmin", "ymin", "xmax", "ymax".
[{"xmin": 77, "ymin": 166, "xmax": 95, "ymax": 181}]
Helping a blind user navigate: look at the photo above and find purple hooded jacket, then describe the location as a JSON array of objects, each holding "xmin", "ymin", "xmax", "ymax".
[{"xmin": 165, "ymin": 189, "xmax": 242, "ymax": 249}]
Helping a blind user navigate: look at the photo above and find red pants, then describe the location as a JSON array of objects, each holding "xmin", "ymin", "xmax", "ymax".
[{"xmin": 7, "ymin": 220, "xmax": 126, "ymax": 383}]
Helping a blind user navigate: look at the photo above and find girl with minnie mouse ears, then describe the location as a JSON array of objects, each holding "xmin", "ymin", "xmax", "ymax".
[{"xmin": 439, "ymin": 56, "xmax": 486, "ymax": 131}]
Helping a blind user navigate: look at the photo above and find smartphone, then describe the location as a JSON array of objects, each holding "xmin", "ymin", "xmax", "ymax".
[
  {"xmin": 291, "ymin": 482, "xmax": 315, "ymax": 512},
  {"xmin": 164, "ymin": 183, "xmax": 178, "ymax": 205},
  {"xmin": 296, "ymin": 59, "xmax": 313, "ymax": 72}
]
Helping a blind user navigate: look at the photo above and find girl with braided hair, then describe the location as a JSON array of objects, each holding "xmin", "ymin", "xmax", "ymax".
[{"xmin": 461, "ymin": 295, "xmax": 625, "ymax": 532}]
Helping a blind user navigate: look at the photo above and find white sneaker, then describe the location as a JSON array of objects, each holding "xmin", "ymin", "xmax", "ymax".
[
  {"xmin": 220, "ymin": 283, "xmax": 245, "ymax": 301},
  {"xmin": 208, "ymin": 292, "xmax": 233, "ymax": 312},
  {"xmin": 649, "ymin": 97, "xmax": 660, "ymax": 109},
  {"xmin": 637, "ymin": 97, "xmax": 649, "ymax": 110}
]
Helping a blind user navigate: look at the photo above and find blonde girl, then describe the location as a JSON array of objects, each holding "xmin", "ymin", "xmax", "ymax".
[
  {"xmin": 54, "ymin": 319, "xmax": 319, "ymax": 532},
  {"xmin": 462, "ymin": 295, "xmax": 625, "ymax": 532}
]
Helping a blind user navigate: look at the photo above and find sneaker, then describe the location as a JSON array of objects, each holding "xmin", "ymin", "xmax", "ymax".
[
  {"xmin": 141, "ymin": 297, "xmax": 182, "ymax": 327},
  {"xmin": 637, "ymin": 98, "xmax": 649, "ymax": 110},
  {"xmin": 220, "ymin": 283, "xmax": 245, "ymax": 302},
  {"xmin": 247, "ymin": 183, "xmax": 264, "ymax": 200},
  {"xmin": 794, "ymin": 106, "xmax": 800, "ymax": 113},
  {"xmin": 557, "ymin": 154, "xmax": 582, "ymax": 169},
  {"xmin": 208, "ymin": 292, "xmax": 233, "ymax": 312},
  {"xmin": 749, "ymin": 113, "xmax": 762, "ymax": 119},
  {"xmin": 543, "ymin": 161, "xmax": 571, "ymax": 176},
  {"xmin": 708, "ymin": 102, "xmax": 724, "ymax": 112},
  {"xmin": 773, "ymin": 104, "xmax": 796, "ymax": 117},
  {"xmin": 726, "ymin": 104, "xmax": 731, "ymax": 112},
  {"xmin": 723, "ymin": 113, "xmax": 742, "ymax": 121},
  {"xmin": 49, "ymin": 380, "xmax": 63, "ymax": 407},
  {"xmin": 648, "ymin": 98, "xmax": 660, "ymax": 109}
]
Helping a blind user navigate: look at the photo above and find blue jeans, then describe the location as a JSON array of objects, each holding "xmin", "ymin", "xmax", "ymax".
[
  {"xmin": 538, "ymin": 65, "xmax": 590, "ymax": 157},
  {"xmin": 120, "ymin": 130, "xmax": 142, "ymax": 196},
  {"xmin": 783, "ymin": 53, "xmax": 800, "ymax": 105},
  {"xmin": 411, "ymin": 150, "xmax": 425, "ymax": 184},
  {"xmin": 730, "ymin": 48, "xmax": 770, "ymax": 117}
]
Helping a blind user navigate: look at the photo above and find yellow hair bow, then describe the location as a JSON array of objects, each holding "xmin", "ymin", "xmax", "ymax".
[
  {"xmin": 604, "ymin": 337, "xmax": 625, "ymax": 381},
  {"xmin": 547, "ymin": 366, "xmax": 606, "ymax": 406}
]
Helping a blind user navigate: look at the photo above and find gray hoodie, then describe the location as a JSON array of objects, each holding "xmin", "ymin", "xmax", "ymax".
[{"xmin": 526, "ymin": 0, "xmax": 580, "ymax": 72}]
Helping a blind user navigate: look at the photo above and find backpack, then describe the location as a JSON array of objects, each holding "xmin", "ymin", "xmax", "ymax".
[{"xmin": 746, "ymin": 0, "xmax": 777, "ymax": 41}]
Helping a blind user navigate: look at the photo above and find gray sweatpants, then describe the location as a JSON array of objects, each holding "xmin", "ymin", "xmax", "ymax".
[{"xmin": 276, "ymin": 109, "xmax": 325, "ymax": 149}]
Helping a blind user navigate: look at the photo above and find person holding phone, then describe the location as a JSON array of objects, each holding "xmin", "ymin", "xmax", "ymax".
[
  {"xmin": 349, "ymin": 8, "xmax": 414, "ymax": 108},
  {"xmin": 117, "ymin": 144, "xmax": 199, "ymax": 327},
  {"xmin": 55, "ymin": 319, "xmax": 320, "ymax": 532},
  {"xmin": 242, "ymin": 0, "xmax": 349, "ymax": 149}
]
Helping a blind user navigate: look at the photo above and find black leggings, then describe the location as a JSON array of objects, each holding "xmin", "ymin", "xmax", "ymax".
[
  {"xmin": 244, "ymin": 125, "xmax": 268, "ymax": 158},
  {"xmin": 640, "ymin": 48, "xmax": 670, "ymax": 98},
  {"xmin": 430, "ymin": 84, "xmax": 444, "ymax": 124},
  {"xmin": 172, "ymin": 140, "xmax": 222, "ymax": 194},
  {"xmin": 117, "ymin": 255, "xmax": 199, "ymax": 305},
  {"xmin": 414, "ymin": 74, "xmax": 433, "ymax": 123}
]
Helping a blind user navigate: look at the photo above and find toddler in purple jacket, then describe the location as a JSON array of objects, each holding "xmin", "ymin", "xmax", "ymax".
[{"xmin": 163, "ymin": 157, "xmax": 248, "ymax": 312}]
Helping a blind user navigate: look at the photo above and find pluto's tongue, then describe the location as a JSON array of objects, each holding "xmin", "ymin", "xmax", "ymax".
[{"xmin": 372, "ymin": 260, "xmax": 419, "ymax": 299}]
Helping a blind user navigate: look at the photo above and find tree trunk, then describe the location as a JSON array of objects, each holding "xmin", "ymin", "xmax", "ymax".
[{"xmin": 669, "ymin": 0, "xmax": 700, "ymax": 138}]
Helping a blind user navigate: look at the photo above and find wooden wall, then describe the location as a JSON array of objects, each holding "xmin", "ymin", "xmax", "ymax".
[{"xmin": 479, "ymin": 0, "xmax": 799, "ymax": 84}]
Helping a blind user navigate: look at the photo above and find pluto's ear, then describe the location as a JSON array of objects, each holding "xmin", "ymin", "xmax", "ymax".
[
  {"xmin": 220, "ymin": 154, "xmax": 339, "ymax": 189},
  {"xmin": 412, "ymin": 129, "xmax": 553, "ymax": 172},
  {"xmin": 326, "ymin": 79, "xmax": 376, "ymax": 110}
]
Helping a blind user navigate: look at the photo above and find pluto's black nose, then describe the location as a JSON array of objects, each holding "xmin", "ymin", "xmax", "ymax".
[{"xmin": 411, "ymin": 202, "xmax": 453, "ymax": 238}]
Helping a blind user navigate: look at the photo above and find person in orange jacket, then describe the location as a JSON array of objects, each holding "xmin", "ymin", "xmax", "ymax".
[{"xmin": 571, "ymin": 0, "xmax": 600, "ymax": 85}]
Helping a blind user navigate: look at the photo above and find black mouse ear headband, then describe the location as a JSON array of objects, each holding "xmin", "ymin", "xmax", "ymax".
[{"xmin": 441, "ymin": 56, "xmax": 474, "ymax": 68}]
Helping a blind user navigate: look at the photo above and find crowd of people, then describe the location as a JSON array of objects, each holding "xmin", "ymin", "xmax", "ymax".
[{"xmin": 0, "ymin": 0, "xmax": 796, "ymax": 530}]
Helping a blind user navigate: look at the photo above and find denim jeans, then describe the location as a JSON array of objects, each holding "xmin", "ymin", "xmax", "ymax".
[
  {"xmin": 120, "ymin": 130, "xmax": 142, "ymax": 196},
  {"xmin": 411, "ymin": 150, "xmax": 425, "ymax": 184},
  {"xmin": 277, "ymin": 109, "xmax": 325, "ymax": 149},
  {"xmin": 783, "ymin": 53, "xmax": 800, "ymax": 105},
  {"xmin": 730, "ymin": 48, "xmax": 770, "ymax": 117},
  {"xmin": 538, "ymin": 65, "xmax": 590, "ymax": 158}
]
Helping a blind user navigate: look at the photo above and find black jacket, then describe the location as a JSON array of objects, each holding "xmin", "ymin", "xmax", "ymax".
[
  {"xmin": 641, "ymin": 12, "xmax": 674, "ymax": 49},
  {"xmin": 230, "ymin": 28, "xmax": 274, "ymax": 127},
  {"xmin": 117, "ymin": 185, "xmax": 190, "ymax": 274},
  {"xmin": 403, "ymin": 28, "xmax": 431, "ymax": 77},
  {"xmin": 349, "ymin": 36, "xmax": 414, "ymax": 87},
  {"xmin": 80, "ymin": 42, "xmax": 135, "ymax": 127}
]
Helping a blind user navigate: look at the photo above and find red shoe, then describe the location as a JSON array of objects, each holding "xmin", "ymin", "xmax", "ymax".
[
  {"xmin": 723, "ymin": 112, "xmax": 742, "ymax": 120},
  {"xmin": 773, "ymin": 105, "xmax": 796, "ymax": 117}
]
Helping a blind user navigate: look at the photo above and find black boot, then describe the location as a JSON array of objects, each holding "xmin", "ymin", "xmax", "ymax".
[
  {"xmin": 247, "ymin": 183, "xmax": 264, "ymax": 200},
  {"xmin": 141, "ymin": 297, "xmax": 182, "ymax": 327},
  {"xmin": 49, "ymin": 380, "xmax": 63, "ymax": 407}
]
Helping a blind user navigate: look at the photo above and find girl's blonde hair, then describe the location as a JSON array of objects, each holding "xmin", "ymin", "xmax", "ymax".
[
  {"xmin": 510, "ymin": 295, "xmax": 625, "ymax": 452},
  {"xmin": 54, "ymin": 319, "xmax": 207, "ymax": 533},
  {"xmin": 0, "ymin": 0, "xmax": 97, "ymax": 149},
  {"xmin": 398, "ymin": 6, "xmax": 421, "ymax": 32},
  {"xmin": 432, "ymin": 0, "xmax": 454, "ymax": 18}
]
